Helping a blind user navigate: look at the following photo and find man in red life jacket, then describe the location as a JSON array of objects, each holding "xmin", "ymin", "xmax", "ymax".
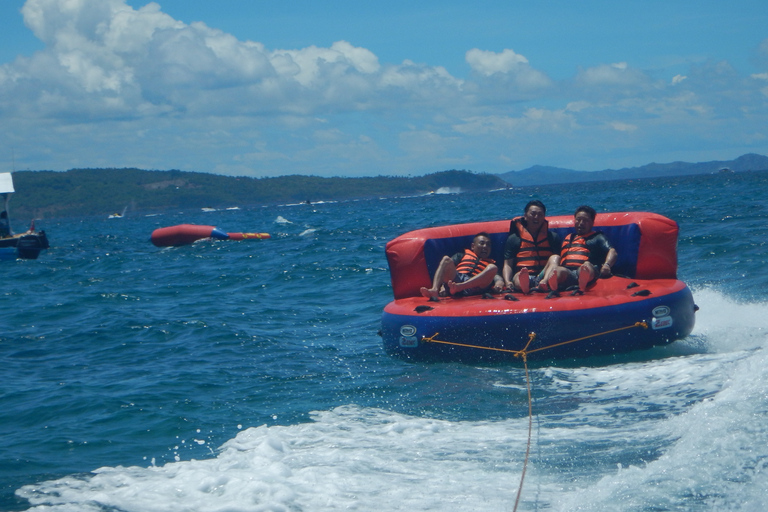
[
  {"xmin": 546, "ymin": 205, "xmax": 618, "ymax": 292},
  {"xmin": 503, "ymin": 200, "xmax": 562, "ymax": 293},
  {"xmin": 420, "ymin": 232, "xmax": 501, "ymax": 299}
]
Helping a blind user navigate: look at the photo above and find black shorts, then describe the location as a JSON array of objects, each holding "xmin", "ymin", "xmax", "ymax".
[
  {"xmin": 562, "ymin": 268, "xmax": 580, "ymax": 288},
  {"xmin": 453, "ymin": 272, "xmax": 484, "ymax": 297}
]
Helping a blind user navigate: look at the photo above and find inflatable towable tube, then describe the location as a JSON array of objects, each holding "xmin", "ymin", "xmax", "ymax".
[
  {"xmin": 150, "ymin": 224, "xmax": 270, "ymax": 247},
  {"xmin": 381, "ymin": 212, "xmax": 697, "ymax": 363}
]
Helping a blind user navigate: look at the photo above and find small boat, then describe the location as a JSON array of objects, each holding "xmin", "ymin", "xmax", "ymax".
[
  {"xmin": 0, "ymin": 228, "xmax": 50, "ymax": 260},
  {"xmin": 108, "ymin": 206, "xmax": 128, "ymax": 219},
  {"xmin": 0, "ymin": 172, "xmax": 49, "ymax": 261},
  {"xmin": 150, "ymin": 224, "xmax": 270, "ymax": 247},
  {"xmin": 381, "ymin": 212, "xmax": 697, "ymax": 363}
]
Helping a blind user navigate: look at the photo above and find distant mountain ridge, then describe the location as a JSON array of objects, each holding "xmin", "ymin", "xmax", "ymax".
[{"xmin": 499, "ymin": 153, "xmax": 768, "ymax": 187}]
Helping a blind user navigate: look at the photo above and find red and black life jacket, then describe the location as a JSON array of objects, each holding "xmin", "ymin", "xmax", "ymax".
[
  {"xmin": 512, "ymin": 217, "xmax": 554, "ymax": 273},
  {"xmin": 560, "ymin": 232, "xmax": 596, "ymax": 268},
  {"xmin": 456, "ymin": 249, "xmax": 495, "ymax": 277}
]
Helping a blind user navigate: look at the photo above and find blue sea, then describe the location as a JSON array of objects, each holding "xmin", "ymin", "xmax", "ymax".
[{"xmin": 2, "ymin": 170, "xmax": 768, "ymax": 511}]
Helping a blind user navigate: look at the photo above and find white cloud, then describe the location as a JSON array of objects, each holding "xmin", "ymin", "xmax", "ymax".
[
  {"xmin": 4, "ymin": 0, "xmax": 471, "ymax": 121},
  {"xmin": 452, "ymin": 108, "xmax": 576, "ymax": 137},
  {"xmin": 565, "ymin": 101, "xmax": 590, "ymax": 113},
  {"xmin": 575, "ymin": 62, "xmax": 649, "ymax": 88},
  {"xmin": 271, "ymin": 41, "xmax": 380, "ymax": 88},
  {"xmin": 464, "ymin": 48, "xmax": 552, "ymax": 98},
  {"xmin": 672, "ymin": 74, "xmax": 687, "ymax": 85},
  {"xmin": 752, "ymin": 72, "xmax": 768, "ymax": 96},
  {"xmin": 399, "ymin": 130, "xmax": 454, "ymax": 156},
  {"xmin": 452, "ymin": 115, "xmax": 523, "ymax": 136},
  {"xmin": 378, "ymin": 60, "xmax": 463, "ymax": 108},
  {"xmin": 609, "ymin": 121, "xmax": 637, "ymax": 132},
  {"xmin": 759, "ymin": 38, "xmax": 768, "ymax": 60},
  {"xmin": 1, "ymin": 0, "xmax": 767, "ymax": 178},
  {"xmin": 466, "ymin": 48, "xmax": 529, "ymax": 76}
]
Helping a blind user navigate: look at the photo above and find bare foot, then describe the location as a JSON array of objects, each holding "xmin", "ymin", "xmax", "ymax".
[
  {"xmin": 519, "ymin": 268, "xmax": 530, "ymax": 294},
  {"xmin": 420, "ymin": 286, "xmax": 439, "ymax": 299},
  {"xmin": 547, "ymin": 272, "xmax": 559, "ymax": 293},
  {"xmin": 578, "ymin": 265, "xmax": 591, "ymax": 292}
]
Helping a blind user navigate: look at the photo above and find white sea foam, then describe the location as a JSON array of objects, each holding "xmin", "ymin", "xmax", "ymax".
[
  {"xmin": 555, "ymin": 344, "xmax": 768, "ymax": 511},
  {"xmin": 541, "ymin": 288, "xmax": 768, "ymax": 510},
  {"xmin": 16, "ymin": 288, "xmax": 768, "ymax": 511},
  {"xmin": 434, "ymin": 187, "xmax": 461, "ymax": 195},
  {"xmin": 687, "ymin": 287, "xmax": 768, "ymax": 353},
  {"xmin": 19, "ymin": 407, "xmax": 534, "ymax": 511},
  {"xmin": 19, "ymin": 355, "xmax": 768, "ymax": 512}
]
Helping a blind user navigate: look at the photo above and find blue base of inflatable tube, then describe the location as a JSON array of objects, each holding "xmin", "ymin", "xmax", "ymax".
[{"xmin": 381, "ymin": 277, "xmax": 696, "ymax": 363}]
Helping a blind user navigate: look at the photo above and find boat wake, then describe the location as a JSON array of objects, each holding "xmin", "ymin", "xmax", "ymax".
[
  {"xmin": 687, "ymin": 286, "xmax": 768, "ymax": 353},
  {"xmin": 13, "ymin": 290, "xmax": 768, "ymax": 512}
]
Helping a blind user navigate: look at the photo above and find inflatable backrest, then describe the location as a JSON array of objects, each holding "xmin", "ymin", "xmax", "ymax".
[{"xmin": 386, "ymin": 212, "xmax": 679, "ymax": 299}]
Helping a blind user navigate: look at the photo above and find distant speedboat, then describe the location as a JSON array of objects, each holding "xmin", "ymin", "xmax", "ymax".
[
  {"xmin": 108, "ymin": 206, "xmax": 128, "ymax": 219},
  {"xmin": 0, "ymin": 172, "xmax": 50, "ymax": 260}
]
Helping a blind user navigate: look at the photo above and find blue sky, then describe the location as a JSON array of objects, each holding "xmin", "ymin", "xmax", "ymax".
[{"xmin": 1, "ymin": 0, "xmax": 767, "ymax": 177}]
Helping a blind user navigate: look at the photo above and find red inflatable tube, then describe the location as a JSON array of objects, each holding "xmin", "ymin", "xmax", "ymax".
[
  {"xmin": 385, "ymin": 212, "xmax": 679, "ymax": 300},
  {"xmin": 151, "ymin": 224, "xmax": 270, "ymax": 247}
]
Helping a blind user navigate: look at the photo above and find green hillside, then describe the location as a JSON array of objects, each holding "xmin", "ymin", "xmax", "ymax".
[{"xmin": 8, "ymin": 168, "xmax": 507, "ymax": 220}]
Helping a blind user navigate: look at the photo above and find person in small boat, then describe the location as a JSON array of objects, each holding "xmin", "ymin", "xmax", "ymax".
[
  {"xmin": 0, "ymin": 211, "xmax": 10, "ymax": 238},
  {"xmin": 502, "ymin": 200, "xmax": 562, "ymax": 293},
  {"xmin": 546, "ymin": 205, "xmax": 618, "ymax": 292},
  {"xmin": 420, "ymin": 232, "xmax": 501, "ymax": 299}
]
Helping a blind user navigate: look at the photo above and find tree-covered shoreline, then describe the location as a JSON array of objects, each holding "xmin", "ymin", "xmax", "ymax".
[{"xmin": 8, "ymin": 168, "xmax": 508, "ymax": 220}]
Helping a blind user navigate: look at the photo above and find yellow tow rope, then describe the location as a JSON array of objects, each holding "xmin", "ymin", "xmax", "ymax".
[
  {"xmin": 420, "ymin": 321, "xmax": 649, "ymax": 511},
  {"xmin": 420, "ymin": 321, "xmax": 647, "ymax": 359}
]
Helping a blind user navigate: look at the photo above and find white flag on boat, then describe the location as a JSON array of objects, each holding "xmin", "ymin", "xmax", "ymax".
[{"xmin": 0, "ymin": 173, "xmax": 14, "ymax": 194}]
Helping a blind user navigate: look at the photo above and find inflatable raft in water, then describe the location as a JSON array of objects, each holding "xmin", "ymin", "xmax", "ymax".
[
  {"xmin": 381, "ymin": 212, "xmax": 697, "ymax": 363},
  {"xmin": 150, "ymin": 224, "xmax": 270, "ymax": 247}
]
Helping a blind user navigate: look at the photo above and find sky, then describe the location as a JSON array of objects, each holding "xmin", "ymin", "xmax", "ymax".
[{"xmin": 1, "ymin": 0, "xmax": 767, "ymax": 178}]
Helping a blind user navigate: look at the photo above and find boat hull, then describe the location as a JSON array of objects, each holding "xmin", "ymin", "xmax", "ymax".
[
  {"xmin": 382, "ymin": 277, "xmax": 696, "ymax": 362},
  {"xmin": 0, "ymin": 231, "xmax": 50, "ymax": 260}
]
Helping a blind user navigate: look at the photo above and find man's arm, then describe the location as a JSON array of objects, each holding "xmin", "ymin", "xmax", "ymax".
[
  {"xmin": 591, "ymin": 234, "xmax": 618, "ymax": 277},
  {"xmin": 599, "ymin": 247, "xmax": 618, "ymax": 277}
]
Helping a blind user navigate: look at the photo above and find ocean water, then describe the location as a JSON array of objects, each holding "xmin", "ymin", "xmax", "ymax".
[{"xmin": 1, "ymin": 170, "xmax": 767, "ymax": 511}]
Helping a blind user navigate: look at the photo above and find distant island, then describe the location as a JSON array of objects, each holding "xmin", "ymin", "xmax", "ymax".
[
  {"xmin": 499, "ymin": 153, "xmax": 768, "ymax": 187},
  {"xmin": 9, "ymin": 168, "xmax": 507, "ymax": 220},
  {"xmin": 7, "ymin": 153, "xmax": 767, "ymax": 220}
]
